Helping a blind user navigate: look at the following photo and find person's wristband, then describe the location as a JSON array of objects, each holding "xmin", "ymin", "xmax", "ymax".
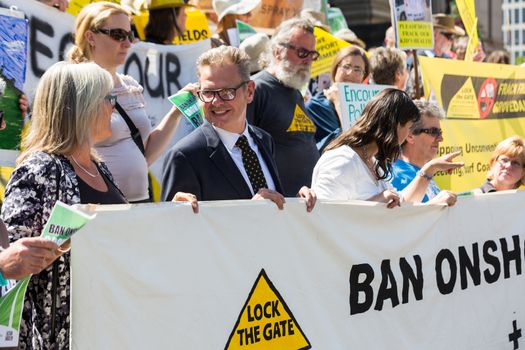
[
  {"xmin": 417, "ymin": 169, "xmax": 433, "ymax": 181},
  {"xmin": 0, "ymin": 270, "xmax": 9, "ymax": 286}
]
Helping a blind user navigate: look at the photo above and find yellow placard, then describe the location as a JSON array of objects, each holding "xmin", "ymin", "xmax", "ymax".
[
  {"xmin": 134, "ymin": 8, "xmax": 210, "ymax": 44},
  {"xmin": 464, "ymin": 17, "xmax": 479, "ymax": 62},
  {"xmin": 434, "ymin": 118, "xmax": 525, "ymax": 192},
  {"xmin": 397, "ymin": 21, "xmax": 433, "ymax": 49},
  {"xmin": 0, "ymin": 166, "xmax": 14, "ymax": 202},
  {"xmin": 66, "ymin": 0, "xmax": 120, "ymax": 16},
  {"xmin": 456, "ymin": 0, "xmax": 476, "ymax": 37},
  {"xmin": 311, "ymin": 27, "xmax": 350, "ymax": 78},
  {"xmin": 419, "ymin": 56, "xmax": 525, "ymax": 119},
  {"xmin": 225, "ymin": 269, "xmax": 311, "ymax": 350},
  {"xmin": 419, "ymin": 56, "xmax": 525, "ymax": 192},
  {"xmin": 457, "ymin": 0, "xmax": 479, "ymax": 61}
]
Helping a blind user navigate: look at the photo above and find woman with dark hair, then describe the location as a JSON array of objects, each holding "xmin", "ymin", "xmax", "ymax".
[
  {"xmin": 312, "ymin": 88, "xmax": 461, "ymax": 207},
  {"xmin": 306, "ymin": 46, "xmax": 370, "ymax": 149},
  {"xmin": 144, "ymin": 0, "xmax": 189, "ymax": 44}
]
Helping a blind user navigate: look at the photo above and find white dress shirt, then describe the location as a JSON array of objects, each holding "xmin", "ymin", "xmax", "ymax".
[{"xmin": 213, "ymin": 125, "xmax": 276, "ymax": 195}]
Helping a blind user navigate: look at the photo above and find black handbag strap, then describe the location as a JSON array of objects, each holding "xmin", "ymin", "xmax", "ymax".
[{"xmin": 115, "ymin": 102, "xmax": 146, "ymax": 155}]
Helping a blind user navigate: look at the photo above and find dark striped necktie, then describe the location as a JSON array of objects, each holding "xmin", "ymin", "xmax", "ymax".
[{"xmin": 235, "ymin": 135, "xmax": 268, "ymax": 194}]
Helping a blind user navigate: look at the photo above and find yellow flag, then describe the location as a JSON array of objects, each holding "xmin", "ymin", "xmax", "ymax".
[
  {"xmin": 457, "ymin": 0, "xmax": 479, "ymax": 59},
  {"xmin": 464, "ymin": 18, "xmax": 479, "ymax": 62},
  {"xmin": 311, "ymin": 27, "xmax": 350, "ymax": 78}
]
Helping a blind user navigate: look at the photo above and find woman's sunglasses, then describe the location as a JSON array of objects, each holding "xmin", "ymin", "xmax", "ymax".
[{"xmin": 92, "ymin": 28, "xmax": 135, "ymax": 42}]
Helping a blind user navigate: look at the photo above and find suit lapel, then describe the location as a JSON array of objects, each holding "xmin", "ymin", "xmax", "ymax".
[{"xmin": 202, "ymin": 123, "xmax": 253, "ymax": 198}]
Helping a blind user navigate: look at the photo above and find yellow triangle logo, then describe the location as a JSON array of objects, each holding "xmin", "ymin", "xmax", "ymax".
[
  {"xmin": 446, "ymin": 77, "xmax": 479, "ymax": 119},
  {"xmin": 286, "ymin": 105, "xmax": 316, "ymax": 133},
  {"xmin": 225, "ymin": 269, "xmax": 311, "ymax": 350}
]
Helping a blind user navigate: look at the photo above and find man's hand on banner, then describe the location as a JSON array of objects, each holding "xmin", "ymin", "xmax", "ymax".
[
  {"xmin": 172, "ymin": 192, "xmax": 199, "ymax": 213},
  {"xmin": 252, "ymin": 188, "xmax": 285, "ymax": 210}
]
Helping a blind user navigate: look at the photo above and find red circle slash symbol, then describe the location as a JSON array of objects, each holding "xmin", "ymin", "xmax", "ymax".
[{"xmin": 477, "ymin": 78, "xmax": 497, "ymax": 119}]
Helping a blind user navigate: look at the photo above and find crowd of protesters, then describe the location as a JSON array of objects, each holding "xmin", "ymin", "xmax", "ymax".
[{"xmin": 0, "ymin": 0, "xmax": 524, "ymax": 349}]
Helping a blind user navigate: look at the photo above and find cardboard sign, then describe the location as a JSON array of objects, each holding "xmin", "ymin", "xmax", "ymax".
[{"xmin": 390, "ymin": 0, "xmax": 433, "ymax": 49}]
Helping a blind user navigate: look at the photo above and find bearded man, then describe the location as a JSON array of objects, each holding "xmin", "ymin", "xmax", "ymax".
[{"xmin": 246, "ymin": 18, "xmax": 320, "ymax": 197}]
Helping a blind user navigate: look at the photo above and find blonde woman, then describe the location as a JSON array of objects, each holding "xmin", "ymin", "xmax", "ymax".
[
  {"xmin": 476, "ymin": 136, "xmax": 525, "ymax": 193},
  {"xmin": 1, "ymin": 61, "xmax": 124, "ymax": 349},
  {"xmin": 69, "ymin": 2, "xmax": 194, "ymax": 203}
]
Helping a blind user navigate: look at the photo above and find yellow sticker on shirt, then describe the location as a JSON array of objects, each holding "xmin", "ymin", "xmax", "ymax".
[{"xmin": 286, "ymin": 105, "xmax": 316, "ymax": 133}]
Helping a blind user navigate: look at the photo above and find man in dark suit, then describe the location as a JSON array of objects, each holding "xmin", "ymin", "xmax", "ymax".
[{"xmin": 161, "ymin": 46, "xmax": 315, "ymax": 211}]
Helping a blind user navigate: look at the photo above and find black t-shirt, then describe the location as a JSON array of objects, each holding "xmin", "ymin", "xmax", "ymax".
[
  {"xmin": 246, "ymin": 70, "xmax": 320, "ymax": 196},
  {"xmin": 77, "ymin": 164, "xmax": 128, "ymax": 205}
]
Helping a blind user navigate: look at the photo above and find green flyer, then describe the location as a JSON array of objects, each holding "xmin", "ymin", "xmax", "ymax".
[
  {"xmin": 0, "ymin": 201, "xmax": 95, "ymax": 347},
  {"xmin": 168, "ymin": 91, "xmax": 204, "ymax": 129},
  {"xmin": 40, "ymin": 201, "xmax": 96, "ymax": 246}
]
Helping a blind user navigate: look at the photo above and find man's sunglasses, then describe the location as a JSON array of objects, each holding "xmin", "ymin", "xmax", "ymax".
[
  {"xmin": 92, "ymin": 28, "xmax": 135, "ymax": 42},
  {"xmin": 413, "ymin": 127, "xmax": 443, "ymax": 137},
  {"xmin": 440, "ymin": 32, "xmax": 454, "ymax": 40},
  {"xmin": 279, "ymin": 43, "xmax": 320, "ymax": 60}
]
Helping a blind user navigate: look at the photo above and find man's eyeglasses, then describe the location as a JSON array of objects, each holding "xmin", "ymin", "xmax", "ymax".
[
  {"xmin": 339, "ymin": 64, "xmax": 364, "ymax": 75},
  {"xmin": 104, "ymin": 95, "xmax": 117, "ymax": 107},
  {"xmin": 440, "ymin": 32, "xmax": 454, "ymax": 40},
  {"xmin": 92, "ymin": 28, "xmax": 135, "ymax": 42},
  {"xmin": 497, "ymin": 156, "xmax": 524, "ymax": 170},
  {"xmin": 279, "ymin": 43, "xmax": 320, "ymax": 60},
  {"xmin": 413, "ymin": 127, "xmax": 443, "ymax": 137},
  {"xmin": 197, "ymin": 81, "xmax": 248, "ymax": 103}
]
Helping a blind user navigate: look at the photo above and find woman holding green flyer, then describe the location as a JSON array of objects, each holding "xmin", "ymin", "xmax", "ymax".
[{"xmin": 1, "ymin": 61, "xmax": 127, "ymax": 349}]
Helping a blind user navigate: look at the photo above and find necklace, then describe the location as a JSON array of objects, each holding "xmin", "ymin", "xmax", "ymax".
[{"xmin": 70, "ymin": 155, "xmax": 99, "ymax": 178}]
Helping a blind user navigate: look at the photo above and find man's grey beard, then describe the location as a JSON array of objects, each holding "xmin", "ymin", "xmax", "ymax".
[{"xmin": 273, "ymin": 59, "xmax": 311, "ymax": 90}]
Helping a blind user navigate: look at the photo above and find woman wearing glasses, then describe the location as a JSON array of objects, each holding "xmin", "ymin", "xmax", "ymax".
[
  {"xmin": 475, "ymin": 136, "xmax": 525, "ymax": 193},
  {"xmin": 1, "ymin": 61, "xmax": 125, "ymax": 349},
  {"xmin": 391, "ymin": 100, "xmax": 462, "ymax": 205},
  {"xmin": 69, "ymin": 2, "xmax": 195, "ymax": 204},
  {"xmin": 312, "ymin": 89, "xmax": 463, "ymax": 207},
  {"xmin": 306, "ymin": 46, "xmax": 370, "ymax": 150}
]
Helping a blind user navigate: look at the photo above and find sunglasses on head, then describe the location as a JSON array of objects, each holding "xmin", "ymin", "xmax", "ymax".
[
  {"xmin": 414, "ymin": 127, "xmax": 443, "ymax": 137},
  {"xmin": 279, "ymin": 43, "xmax": 320, "ymax": 60},
  {"xmin": 92, "ymin": 28, "xmax": 135, "ymax": 42}
]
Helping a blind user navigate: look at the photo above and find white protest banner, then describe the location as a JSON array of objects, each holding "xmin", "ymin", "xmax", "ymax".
[
  {"xmin": 0, "ymin": 0, "xmax": 210, "ymax": 181},
  {"xmin": 73, "ymin": 191, "xmax": 525, "ymax": 349},
  {"xmin": 337, "ymin": 82, "xmax": 392, "ymax": 130}
]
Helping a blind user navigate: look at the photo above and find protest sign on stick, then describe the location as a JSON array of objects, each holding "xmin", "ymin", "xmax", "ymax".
[
  {"xmin": 389, "ymin": 0, "xmax": 433, "ymax": 50},
  {"xmin": 337, "ymin": 82, "xmax": 392, "ymax": 130}
]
